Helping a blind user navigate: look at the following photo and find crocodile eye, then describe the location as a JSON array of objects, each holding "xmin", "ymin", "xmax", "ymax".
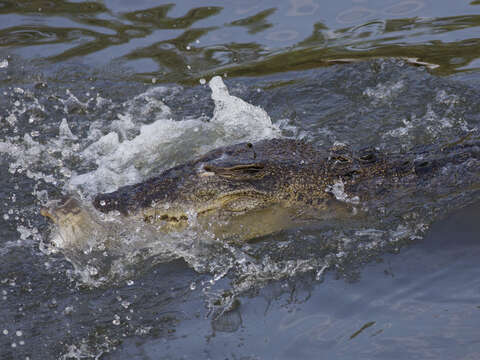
[
  {"xmin": 359, "ymin": 153, "xmax": 377, "ymax": 163},
  {"xmin": 202, "ymin": 163, "xmax": 265, "ymax": 180},
  {"xmin": 198, "ymin": 164, "xmax": 215, "ymax": 177}
]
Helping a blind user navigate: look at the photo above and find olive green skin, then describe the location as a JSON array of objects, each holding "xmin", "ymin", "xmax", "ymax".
[{"xmin": 88, "ymin": 137, "xmax": 479, "ymax": 242}]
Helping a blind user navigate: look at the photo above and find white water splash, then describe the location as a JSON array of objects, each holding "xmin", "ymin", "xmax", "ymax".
[
  {"xmin": 0, "ymin": 75, "xmax": 291, "ymax": 288},
  {"xmin": 0, "ymin": 72, "xmax": 438, "ymax": 296},
  {"xmin": 67, "ymin": 76, "xmax": 280, "ymax": 195},
  {"xmin": 325, "ymin": 180, "xmax": 360, "ymax": 205},
  {"xmin": 384, "ymin": 101, "xmax": 475, "ymax": 147},
  {"xmin": 59, "ymin": 118, "xmax": 78, "ymax": 140},
  {"xmin": 0, "ymin": 76, "xmax": 289, "ymax": 287},
  {"xmin": 363, "ymin": 80, "xmax": 405, "ymax": 104},
  {"xmin": 209, "ymin": 76, "xmax": 280, "ymax": 143}
]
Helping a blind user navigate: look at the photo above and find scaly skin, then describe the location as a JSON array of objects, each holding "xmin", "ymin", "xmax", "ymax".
[{"xmin": 43, "ymin": 137, "xmax": 480, "ymax": 243}]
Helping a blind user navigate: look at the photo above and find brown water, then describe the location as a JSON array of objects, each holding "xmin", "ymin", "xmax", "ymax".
[{"xmin": 0, "ymin": 1, "xmax": 479, "ymax": 359}]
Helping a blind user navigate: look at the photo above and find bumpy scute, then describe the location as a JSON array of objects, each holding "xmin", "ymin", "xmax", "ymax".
[{"xmin": 44, "ymin": 137, "xmax": 479, "ymax": 242}]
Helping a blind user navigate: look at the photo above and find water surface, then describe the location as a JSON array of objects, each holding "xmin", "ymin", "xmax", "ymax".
[{"xmin": 0, "ymin": 1, "xmax": 479, "ymax": 359}]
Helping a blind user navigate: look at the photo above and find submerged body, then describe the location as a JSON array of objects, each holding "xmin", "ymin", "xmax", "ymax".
[{"xmin": 43, "ymin": 137, "xmax": 480, "ymax": 244}]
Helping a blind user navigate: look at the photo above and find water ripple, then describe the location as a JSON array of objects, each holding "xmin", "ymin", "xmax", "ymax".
[{"xmin": 0, "ymin": 2, "xmax": 479, "ymax": 84}]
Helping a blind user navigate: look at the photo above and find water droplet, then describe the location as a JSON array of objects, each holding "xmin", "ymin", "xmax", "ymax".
[
  {"xmin": 87, "ymin": 266, "xmax": 98, "ymax": 276},
  {"xmin": 63, "ymin": 306, "xmax": 74, "ymax": 315},
  {"xmin": 121, "ymin": 301, "xmax": 130, "ymax": 309}
]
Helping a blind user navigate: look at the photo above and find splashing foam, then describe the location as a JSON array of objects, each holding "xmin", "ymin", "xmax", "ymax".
[
  {"xmin": 67, "ymin": 76, "xmax": 280, "ymax": 195},
  {"xmin": 1, "ymin": 75, "xmax": 436, "ymax": 304},
  {"xmin": 363, "ymin": 80, "xmax": 405, "ymax": 105},
  {"xmin": 382, "ymin": 89, "xmax": 476, "ymax": 148},
  {"xmin": 23, "ymin": 76, "xmax": 291, "ymax": 287}
]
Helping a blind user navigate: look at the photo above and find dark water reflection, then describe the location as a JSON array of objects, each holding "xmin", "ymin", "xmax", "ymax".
[
  {"xmin": 106, "ymin": 204, "xmax": 480, "ymax": 360},
  {"xmin": 1, "ymin": 0, "xmax": 480, "ymax": 82}
]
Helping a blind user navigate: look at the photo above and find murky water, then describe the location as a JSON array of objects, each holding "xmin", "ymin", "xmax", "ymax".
[{"xmin": 0, "ymin": 1, "xmax": 479, "ymax": 359}]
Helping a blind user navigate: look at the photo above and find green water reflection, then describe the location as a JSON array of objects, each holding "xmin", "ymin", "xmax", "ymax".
[{"xmin": 1, "ymin": 0, "xmax": 480, "ymax": 82}]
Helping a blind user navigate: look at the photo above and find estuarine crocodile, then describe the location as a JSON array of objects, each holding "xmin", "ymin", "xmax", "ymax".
[{"xmin": 42, "ymin": 137, "xmax": 480, "ymax": 243}]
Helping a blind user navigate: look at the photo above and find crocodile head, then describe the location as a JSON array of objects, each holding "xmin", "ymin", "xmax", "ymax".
[
  {"xmin": 91, "ymin": 140, "xmax": 306, "ymax": 240},
  {"xmin": 40, "ymin": 140, "xmax": 310, "ymax": 242},
  {"xmin": 41, "ymin": 139, "xmax": 350, "ymax": 242}
]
